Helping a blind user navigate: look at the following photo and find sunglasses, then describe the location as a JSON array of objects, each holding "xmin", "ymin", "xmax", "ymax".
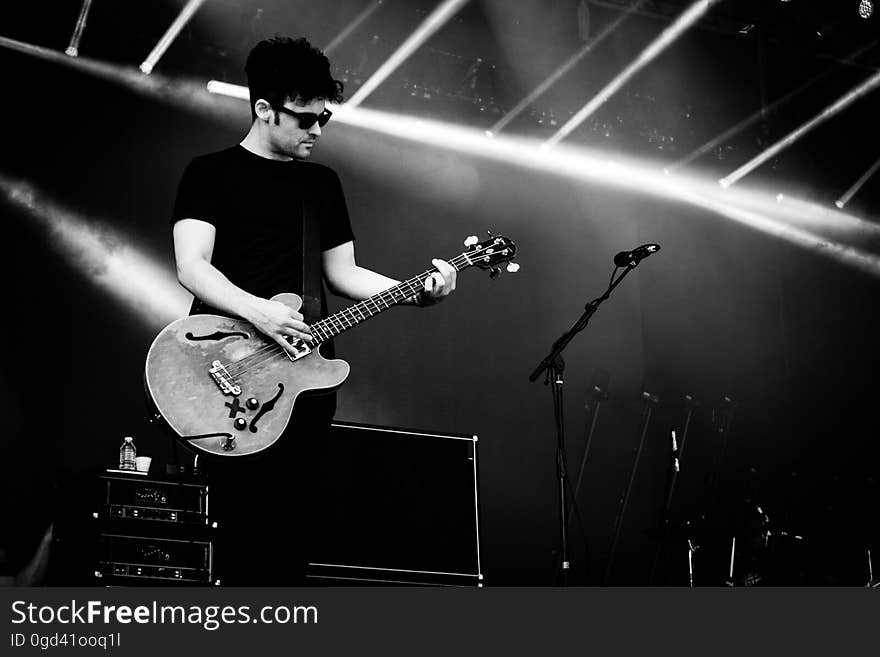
[{"xmin": 275, "ymin": 106, "xmax": 333, "ymax": 129}]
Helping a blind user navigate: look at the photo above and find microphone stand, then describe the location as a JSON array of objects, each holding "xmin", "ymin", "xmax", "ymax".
[
  {"xmin": 529, "ymin": 263, "xmax": 639, "ymax": 586},
  {"xmin": 704, "ymin": 395, "xmax": 736, "ymax": 521}
]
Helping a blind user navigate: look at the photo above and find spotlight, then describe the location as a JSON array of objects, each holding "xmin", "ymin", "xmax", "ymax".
[
  {"xmin": 65, "ymin": 0, "xmax": 94, "ymax": 57},
  {"xmin": 139, "ymin": 0, "xmax": 207, "ymax": 76},
  {"xmin": 859, "ymin": 0, "xmax": 874, "ymax": 19},
  {"xmin": 834, "ymin": 155, "xmax": 880, "ymax": 209}
]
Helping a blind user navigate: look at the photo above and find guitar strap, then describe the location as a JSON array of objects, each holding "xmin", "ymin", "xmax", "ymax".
[{"xmin": 300, "ymin": 189, "xmax": 322, "ymax": 325}]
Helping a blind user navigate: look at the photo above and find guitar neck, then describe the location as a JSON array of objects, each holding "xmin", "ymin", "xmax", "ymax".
[{"xmin": 311, "ymin": 253, "xmax": 471, "ymax": 345}]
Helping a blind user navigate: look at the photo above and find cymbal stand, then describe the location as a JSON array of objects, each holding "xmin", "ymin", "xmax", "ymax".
[
  {"xmin": 648, "ymin": 395, "xmax": 696, "ymax": 584},
  {"xmin": 570, "ymin": 377, "xmax": 610, "ymax": 516},
  {"xmin": 726, "ymin": 536, "xmax": 737, "ymax": 586},
  {"xmin": 867, "ymin": 549, "xmax": 879, "ymax": 587},
  {"xmin": 704, "ymin": 395, "xmax": 736, "ymax": 520},
  {"xmin": 603, "ymin": 390, "xmax": 659, "ymax": 584},
  {"xmin": 687, "ymin": 538, "xmax": 697, "ymax": 588}
]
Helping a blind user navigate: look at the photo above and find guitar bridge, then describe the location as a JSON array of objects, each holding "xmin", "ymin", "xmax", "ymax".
[
  {"xmin": 284, "ymin": 337, "xmax": 312, "ymax": 362},
  {"xmin": 209, "ymin": 360, "xmax": 241, "ymax": 396}
]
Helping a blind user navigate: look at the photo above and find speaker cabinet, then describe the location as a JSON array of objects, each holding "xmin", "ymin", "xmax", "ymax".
[{"xmin": 308, "ymin": 421, "xmax": 482, "ymax": 586}]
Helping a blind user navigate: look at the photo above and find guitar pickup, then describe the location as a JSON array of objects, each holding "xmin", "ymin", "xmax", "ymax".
[
  {"xmin": 209, "ymin": 360, "xmax": 242, "ymax": 396},
  {"xmin": 284, "ymin": 337, "xmax": 312, "ymax": 362}
]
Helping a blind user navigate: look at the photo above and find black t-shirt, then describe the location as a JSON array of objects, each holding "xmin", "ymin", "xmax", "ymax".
[{"xmin": 171, "ymin": 145, "xmax": 354, "ymax": 319}]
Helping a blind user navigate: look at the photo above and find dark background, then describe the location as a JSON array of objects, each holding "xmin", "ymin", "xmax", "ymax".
[{"xmin": 2, "ymin": 0, "xmax": 879, "ymax": 585}]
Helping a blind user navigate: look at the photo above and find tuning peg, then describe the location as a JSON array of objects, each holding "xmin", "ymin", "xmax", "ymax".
[
  {"xmin": 464, "ymin": 235, "xmax": 479, "ymax": 249},
  {"xmin": 486, "ymin": 229, "xmax": 495, "ymax": 237},
  {"xmin": 506, "ymin": 262, "xmax": 520, "ymax": 273},
  {"xmin": 489, "ymin": 267, "xmax": 501, "ymax": 279}
]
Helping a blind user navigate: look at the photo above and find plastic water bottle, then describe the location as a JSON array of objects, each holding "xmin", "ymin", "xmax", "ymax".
[{"xmin": 119, "ymin": 437, "xmax": 137, "ymax": 471}]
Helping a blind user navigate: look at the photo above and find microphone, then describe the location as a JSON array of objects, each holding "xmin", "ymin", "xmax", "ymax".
[{"xmin": 613, "ymin": 243, "xmax": 661, "ymax": 267}]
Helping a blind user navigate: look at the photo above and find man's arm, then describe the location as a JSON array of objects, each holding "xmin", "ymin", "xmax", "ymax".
[
  {"xmin": 173, "ymin": 219, "xmax": 313, "ymax": 351},
  {"xmin": 322, "ymin": 241, "xmax": 456, "ymax": 304}
]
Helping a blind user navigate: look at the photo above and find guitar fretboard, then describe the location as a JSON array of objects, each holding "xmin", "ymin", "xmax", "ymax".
[{"xmin": 310, "ymin": 253, "xmax": 474, "ymax": 344}]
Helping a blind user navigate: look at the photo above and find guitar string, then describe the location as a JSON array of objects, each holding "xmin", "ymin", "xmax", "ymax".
[
  {"xmin": 224, "ymin": 277, "xmax": 432, "ymax": 377},
  {"xmin": 223, "ymin": 257, "xmax": 471, "ymax": 375},
  {"xmin": 225, "ymin": 270, "xmax": 463, "ymax": 375},
  {"xmin": 221, "ymin": 278, "xmax": 427, "ymax": 375},
  {"xmin": 224, "ymin": 275, "xmax": 434, "ymax": 376},
  {"xmin": 222, "ymin": 247, "xmax": 504, "ymax": 377},
  {"xmin": 227, "ymin": 244, "xmax": 499, "ymax": 368}
]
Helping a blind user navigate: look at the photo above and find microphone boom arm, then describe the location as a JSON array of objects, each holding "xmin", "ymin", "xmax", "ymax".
[{"xmin": 529, "ymin": 263, "xmax": 637, "ymax": 383}]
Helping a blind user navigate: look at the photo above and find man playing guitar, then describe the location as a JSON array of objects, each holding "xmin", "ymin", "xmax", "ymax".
[{"xmin": 170, "ymin": 36, "xmax": 456, "ymax": 585}]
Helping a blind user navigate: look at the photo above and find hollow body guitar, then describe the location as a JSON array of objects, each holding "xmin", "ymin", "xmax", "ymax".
[{"xmin": 145, "ymin": 234, "xmax": 517, "ymax": 457}]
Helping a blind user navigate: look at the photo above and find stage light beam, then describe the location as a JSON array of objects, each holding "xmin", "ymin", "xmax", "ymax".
[
  {"xmin": 836, "ymin": 155, "xmax": 880, "ymax": 209},
  {"xmin": 0, "ymin": 36, "xmax": 248, "ymax": 125},
  {"xmin": 671, "ymin": 40, "xmax": 878, "ymax": 172},
  {"xmin": 545, "ymin": 0, "xmax": 723, "ymax": 148},
  {"xmin": 0, "ymin": 174, "xmax": 191, "ymax": 326},
  {"xmin": 4, "ymin": 36, "xmax": 878, "ymax": 280},
  {"xmin": 205, "ymin": 78, "xmax": 880, "ymax": 275},
  {"xmin": 140, "ymin": 0, "xmax": 207, "ymax": 75},
  {"xmin": 489, "ymin": 0, "xmax": 647, "ymax": 136},
  {"xmin": 324, "ymin": 0, "xmax": 386, "ymax": 55},
  {"xmin": 720, "ymin": 68, "xmax": 880, "ymax": 188},
  {"xmin": 65, "ymin": 0, "xmax": 94, "ymax": 57},
  {"xmin": 345, "ymin": 0, "xmax": 471, "ymax": 108}
]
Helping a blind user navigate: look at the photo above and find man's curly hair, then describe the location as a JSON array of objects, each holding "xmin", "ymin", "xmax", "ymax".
[{"xmin": 245, "ymin": 36, "xmax": 344, "ymax": 122}]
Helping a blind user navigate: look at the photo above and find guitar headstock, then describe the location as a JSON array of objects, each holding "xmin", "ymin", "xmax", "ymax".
[{"xmin": 462, "ymin": 233, "xmax": 519, "ymax": 278}]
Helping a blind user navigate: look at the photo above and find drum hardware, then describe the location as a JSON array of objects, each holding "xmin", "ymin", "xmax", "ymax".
[
  {"xmin": 604, "ymin": 389, "xmax": 659, "ymax": 584},
  {"xmin": 704, "ymin": 395, "xmax": 736, "ymax": 520},
  {"xmin": 649, "ymin": 395, "xmax": 698, "ymax": 584},
  {"xmin": 570, "ymin": 369, "xmax": 610, "ymax": 517},
  {"xmin": 646, "ymin": 523, "xmax": 725, "ymax": 587}
]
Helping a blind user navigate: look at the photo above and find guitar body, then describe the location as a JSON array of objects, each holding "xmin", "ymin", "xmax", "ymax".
[
  {"xmin": 146, "ymin": 234, "xmax": 517, "ymax": 459},
  {"xmin": 145, "ymin": 293, "xmax": 350, "ymax": 457}
]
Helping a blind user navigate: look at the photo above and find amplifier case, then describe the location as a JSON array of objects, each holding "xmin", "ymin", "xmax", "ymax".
[
  {"xmin": 92, "ymin": 473, "xmax": 214, "ymax": 585},
  {"xmin": 308, "ymin": 421, "xmax": 482, "ymax": 587},
  {"xmin": 98, "ymin": 474, "xmax": 208, "ymax": 526},
  {"xmin": 95, "ymin": 533, "xmax": 213, "ymax": 584}
]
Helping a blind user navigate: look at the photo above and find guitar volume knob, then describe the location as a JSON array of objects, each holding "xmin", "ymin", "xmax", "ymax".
[
  {"xmin": 246, "ymin": 397, "xmax": 260, "ymax": 410},
  {"xmin": 233, "ymin": 418, "xmax": 247, "ymax": 431}
]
